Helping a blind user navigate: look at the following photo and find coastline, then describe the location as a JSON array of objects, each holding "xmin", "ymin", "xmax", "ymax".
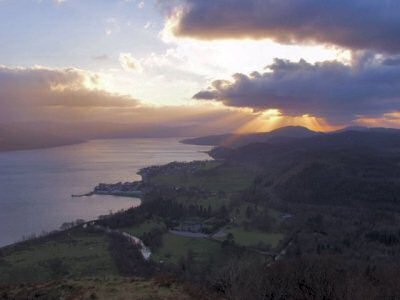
[
  {"xmin": 71, "ymin": 191, "xmax": 144, "ymax": 198},
  {"xmin": 0, "ymin": 134, "xmax": 209, "ymax": 154},
  {"xmin": 74, "ymin": 181, "xmax": 145, "ymax": 199},
  {"xmin": 0, "ymin": 138, "xmax": 212, "ymax": 249},
  {"xmin": 0, "ymin": 134, "xmax": 213, "ymax": 154}
]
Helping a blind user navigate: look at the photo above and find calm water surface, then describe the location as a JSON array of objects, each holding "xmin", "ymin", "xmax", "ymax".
[{"xmin": 0, "ymin": 138, "xmax": 212, "ymax": 247}]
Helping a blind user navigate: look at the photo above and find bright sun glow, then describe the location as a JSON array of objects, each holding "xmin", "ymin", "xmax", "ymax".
[
  {"xmin": 233, "ymin": 109, "xmax": 338, "ymax": 135},
  {"xmin": 98, "ymin": 36, "xmax": 351, "ymax": 110}
]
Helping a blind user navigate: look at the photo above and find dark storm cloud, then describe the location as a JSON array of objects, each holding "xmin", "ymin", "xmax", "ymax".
[
  {"xmin": 170, "ymin": 0, "xmax": 400, "ymax": 53},
  {"xmin": 193, "ymin": 55, "xmax": 400, "ymax": 123}
]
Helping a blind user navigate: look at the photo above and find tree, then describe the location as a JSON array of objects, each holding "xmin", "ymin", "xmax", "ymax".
[{"xmin": 246, "ymin": 206, "xmax": 254, "ymax": 219}]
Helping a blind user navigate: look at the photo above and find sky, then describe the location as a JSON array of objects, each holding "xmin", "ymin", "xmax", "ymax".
[{"xmin": 1, "ymin": 0, "xmax": 400, "ymax": 134}]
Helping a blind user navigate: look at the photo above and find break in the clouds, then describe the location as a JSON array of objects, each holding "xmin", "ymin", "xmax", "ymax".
[
  {"xmin": 194, "ymin": 54, "xmax": 400, "ymax": 124},
  {"xmin": 168, "ymin": 0, "xmax": 400, "ymax": 53}
]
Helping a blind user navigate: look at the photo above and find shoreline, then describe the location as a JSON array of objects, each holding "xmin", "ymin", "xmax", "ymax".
[
  {"xmin": 0, "ymin": 194, "xmax": 143, "ymax": 250},
  {"xmin": 0, "ymin": 140, "xmax": 212, "ymax": 249},
  {"xmin": 0, "ymin": 136, "xmax": 205, "ymax": 155},
  {"xmin": 71, "ymin": 191, "xmax": 144, "ymax": 198}
]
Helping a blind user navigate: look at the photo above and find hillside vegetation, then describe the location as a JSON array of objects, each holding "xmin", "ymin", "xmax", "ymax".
[{"xmin": 4, "ymin": 129, "xmax": 400, "ymax": 298}]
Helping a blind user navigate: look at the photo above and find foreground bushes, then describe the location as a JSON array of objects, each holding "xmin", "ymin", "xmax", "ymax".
[
  {"xmin": 108, "ymin": 233, "xmax": 155, "ymax": 277},
  {"xmin": 206, "ymin": 255, "xmax": 400, "ymax": 300}
]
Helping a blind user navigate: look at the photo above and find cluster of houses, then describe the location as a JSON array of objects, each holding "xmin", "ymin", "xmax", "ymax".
[{"xmin": 94, "ymin": 181, "xmax": 143, "ymax": 196}]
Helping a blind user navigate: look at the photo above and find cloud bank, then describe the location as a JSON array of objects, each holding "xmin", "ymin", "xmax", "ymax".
[
  {"xmin": 0, "ymin": 65, "xmax": 264, "ymax": 134},
  {"xmin": 0, "ymin": 65, "xmax": 139, "ymax": 106},
  {"xmin": 168, "ymin": 0, "xmax": 400, "ymax": 53},
  {"xmin": 194, "ymin": 55, "xmax": 400, "ymax": 123},
  {"xmin": 0, "ymin": 66, "xmax": 141, "ymax": 122}
]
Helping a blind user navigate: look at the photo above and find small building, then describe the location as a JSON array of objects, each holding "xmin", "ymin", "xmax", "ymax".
[{"xmin": 179, "ymin": 220, "xmax": 204, "ymax": 233}]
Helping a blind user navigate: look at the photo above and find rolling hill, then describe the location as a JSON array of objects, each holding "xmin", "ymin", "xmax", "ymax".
[{"xmin": 181, "ymin": 126, "xmax": 320, "ymax": 148}]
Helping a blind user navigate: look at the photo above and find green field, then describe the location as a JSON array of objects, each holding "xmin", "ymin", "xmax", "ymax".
[
  {"xmin": 122, "ymin": 219, "xmax": 166, "ymax": 237},
  {"xmin": 0, "ymin": 228, "xmax": 117, "ymax": 284},
  {"xmin": 151, "ymin": 165, "xmax": 257, "ymax": 193},
  {"xmin": 221, "ymin": 227, "xmax": 284, "ymax": 249},
  {"xmin": 152, "ymin": 233, "xmax": 220, "ymax": 265}
]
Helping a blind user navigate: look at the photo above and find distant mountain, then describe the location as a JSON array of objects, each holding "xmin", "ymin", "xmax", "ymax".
[
  {"xmin": 181, "ymin": 126, "xmax": 320, "ymax": 148},
  {"xmin": 216, "ymin": 130, "xmax": 400, "ymax": 161},
  {"xmin": 0, "ymin": 121, "xmax": 234, "ymax": 152},
  {"xmin": 333, "ymin": 126, "xmax": 400, "ymax": 134},
  {"xmin": 11, "ymin": 122, "xmax": 210, "ymax": 140},
  {"xmin": 8, "ymin": 121, "xmax": 245, "ymax": 141},
  {"xmin": 0, "ymin": 125, "xmax": 83, "ymax": 152}
]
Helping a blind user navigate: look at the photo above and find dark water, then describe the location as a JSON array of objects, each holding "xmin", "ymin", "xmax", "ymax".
[{"xmin": 0, "ymin": 138, "xmax": 212, "ymax": 247}]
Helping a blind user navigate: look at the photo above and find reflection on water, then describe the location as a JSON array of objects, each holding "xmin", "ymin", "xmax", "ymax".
[{"xmin": 0, "ymin": 138, "xmax": 212, "ymax": 247}]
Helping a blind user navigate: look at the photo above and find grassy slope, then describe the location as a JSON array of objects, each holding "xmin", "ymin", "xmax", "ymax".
[
  {"xmin": 228, "ymin": 204, "xmax": 285, "ymax": 249},
  {"xmin": 175, "ymin": 195, "xmax": 229, "ymax": 210},
  {"xmin": 152, "ymin": 233, "xmax": 221, "ymax": 265},
  {"xmin": 122, "ymin": 219, "xmax": 166, "ymax": 237},
  {"xmin": 149, "ymin": 162, "xmax": 286, "ymax": 262},
  {"xmin": 0, "ymin": 228, "xmax": 117, "ymax": 284},
  {"xmin": 221, "ymin": 227, "xmax": 284, "ymax": 249},
  {"xmin": 151, "ymin": 164, "xmax": 257, "ymax": 193},
  {"xmin": 0, "ymin": 159, "xmax": 285, "ymax": 297},
  {"xmin": 0, "ymin": 277, "xmax": 194, "ymax": 300}
]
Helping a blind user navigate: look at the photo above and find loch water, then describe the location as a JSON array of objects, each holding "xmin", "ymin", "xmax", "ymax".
[{"xmin": 0, "ymin": 138, "xmax": 212, "ymax": 247}]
